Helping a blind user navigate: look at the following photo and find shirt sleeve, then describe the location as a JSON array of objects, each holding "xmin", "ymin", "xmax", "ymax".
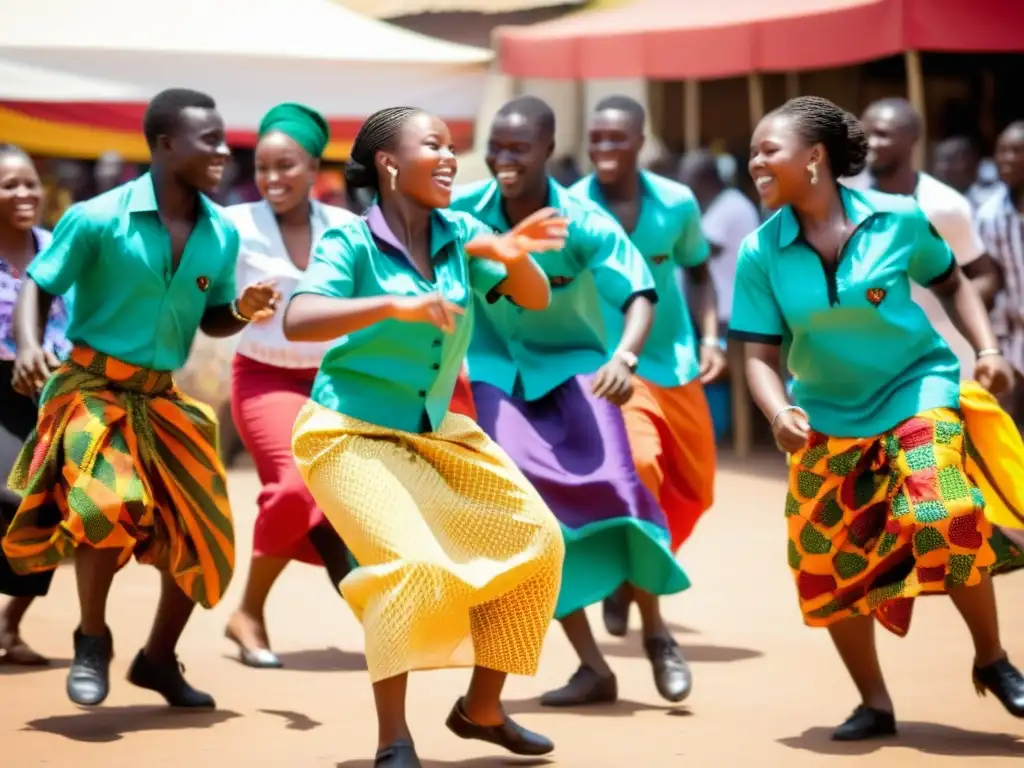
[
  {"xmin": 935, "ymin": 199, "xmax": 984, "ymax": 266},
  {"xmin": 580, "ymin": 210, "xmax": 656, "ymax": 311},
  {"xmin": 460, "ymin": 213, "xmax": 508, "ymax": 298},
  {"xmin": 293, "ymin": 227, "xmax": 358, "ymax": 299},
  {"xmin": 907, "ymin": 206, "xmax": 957, "ymax": 287},
  {"xmin": 26, "ymin": 203, "xmax": 99, "ymax": 297},
  {"xmin": 727, "ymin": 238, "xmax": 785, "ymax": 344},
  {"xmin": 207, "ymin": 226, "xmax": 239, "ymax": 307},
  {"xmin": 672, "ymin": 194, "xmax": 711, "ymax": 267}
]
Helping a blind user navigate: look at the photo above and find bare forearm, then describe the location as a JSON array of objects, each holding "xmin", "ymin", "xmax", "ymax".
[
  {"xmin": 744, "ymin": 343, "xmax": 791, "ymax": 422},
  {"xmin": 687, "ymin": 265, "xmax": 720, "ymax": 341},
  {"xmin": 284, "ymin": 294, "xmax": 397, "ymax": 342},
  {"xmin": 616, "ymin": 295, "xmax": 654, "ymax": 356},
  {"xmin": 495, "ymin": 257, "xmax": 551, "ymax": 311},
  {"xmin": 963, "ymin": 255, "xmax": 1002, "ymax": 310},
  {"xmin": 200, "ymin": 304, "xmax": 249, "ymax": 338},
  {"xmin": 13, "ymin": 279, "xmax": 54, "ymax": 351},
  {"xmin": 934, "ymin": 269, "xmax": 998, "ymax": 353}
]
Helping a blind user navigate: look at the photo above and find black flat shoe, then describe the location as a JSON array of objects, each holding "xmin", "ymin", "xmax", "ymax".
[
  {"xmin": 375, "ymin": 740, "xmax": 421, "ymax": 767},
  {"xmin": 67, "ymin": 626, "xmax": 114, "ymax": 706},
  {"xmin": 127, "ymin": 650, "xmax": 215, "ymax": 708},
  {"xmin": 973, "ymin": 656, "xmax": 1024, "ymax": 717},
  {"xmin": 446, "ymin": 698, "xmax": 554, "ymax": 756},
  {"xmin": 539, "ymin": 665, "xmax": 617, "ymax": 707},
  {"xmin": 602, "ymin": 586, "xmax": 631, "ymax": 638},
  {"xmin": 831, "ymin": 705, "xmax": 897, "ymax": 741},
  {"xmin": 644, "ymin": 635, "xmax": 692, "ymax": 703}
]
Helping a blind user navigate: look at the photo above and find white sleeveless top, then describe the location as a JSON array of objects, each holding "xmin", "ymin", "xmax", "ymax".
[{"xmin": 227, "ymin": 199, "xmax": 355, "ymax": 369}]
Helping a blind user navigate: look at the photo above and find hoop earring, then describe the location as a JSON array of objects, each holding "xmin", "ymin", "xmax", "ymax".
[
  {"xmin": 807, "ymin": 163, "xmax": 819, "ymax": 185},
  {"xmin": 388, "ymin": 166, "xmax": 398, "ymax": 192}
]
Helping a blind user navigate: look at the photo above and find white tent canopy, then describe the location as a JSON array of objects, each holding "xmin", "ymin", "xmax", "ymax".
[{"xmin": 0, "ymin": 0, "xmax": 493, "ymax": 123}]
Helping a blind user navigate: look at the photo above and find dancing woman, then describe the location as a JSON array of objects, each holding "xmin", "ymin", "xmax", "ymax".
[
  {"xmin": 224, "ymin": 103, "xmax": 354, "ymax": 668},
  {"xmin": 285, "ymin": 106, "xmax": 566, "ymax": 768},
  {"xmin": 0, "ymin": 144, "xmax": 70, "ymax": 665},
  {"xmin": 452, "ymin": 97, "xmax": 690, "ymax": 707},
  {"xmin": 730, "ymin": 96, "xmax": 1024, "ymax": 741}
]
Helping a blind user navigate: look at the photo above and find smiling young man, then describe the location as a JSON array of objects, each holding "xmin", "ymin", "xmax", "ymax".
[
  {"xmin": 2, "ymin": 88, "xmax": 277, "ymax": 709},
  {"xmin": 450, "ymin": 96, "xmax": 692, "ymax": 708},
  {"xmin": 570, "ymin": 96, "xmax": 722, "ymax": 702}
]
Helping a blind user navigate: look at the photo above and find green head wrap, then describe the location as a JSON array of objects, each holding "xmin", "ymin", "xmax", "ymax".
[{"xmin": 258, "ymin": 102, "xmax": 330, "ymax": 158}]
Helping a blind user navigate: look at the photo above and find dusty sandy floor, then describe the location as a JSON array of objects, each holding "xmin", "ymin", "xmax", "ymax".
[{"xmin": 3, "ymin": 454, "xmax": 1024, "ymax": 766}]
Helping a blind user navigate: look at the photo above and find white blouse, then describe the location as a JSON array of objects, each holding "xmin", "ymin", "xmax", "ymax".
[{"xmin": 228, "ymin": 199, "xmax": 356, "ymax": 369}]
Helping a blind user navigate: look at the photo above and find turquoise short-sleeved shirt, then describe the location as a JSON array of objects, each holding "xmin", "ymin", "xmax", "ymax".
[
  {"xmin": 449, "ymin": 178, "xmax": 656, "ymax": 400},
  {"xmin": 727, "ymin": 186, "xmax": 960, "ymax": 438},
  {"xmin": 293, "ymin": 207, "xmax": 506, "ymax": 434},
  {"xmin": 27, "ymin": 173, "xmax": 239, "ymax": 371},
  {"xmin": 572, "ymin": 171, "xmax": 709, "ymax": 387}
]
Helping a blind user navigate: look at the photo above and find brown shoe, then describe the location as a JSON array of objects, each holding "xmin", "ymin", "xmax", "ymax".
[
  {"xmin": 0, "ymin": 632, "xmax": 49, "ymax": 666},
  {"xmin": 539, "ymin": 665, "xmax": 617, "ymax": 707}
]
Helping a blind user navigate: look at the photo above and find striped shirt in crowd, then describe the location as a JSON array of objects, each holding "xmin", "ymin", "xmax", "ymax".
[{"xmin": 977, "ymin": 186, "xmax": 1024, "ymax": 374}]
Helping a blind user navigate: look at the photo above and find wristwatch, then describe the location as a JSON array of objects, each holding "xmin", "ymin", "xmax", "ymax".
[{"xmin": 614, "ymin": 349, "xmax": 639, "ymax": 372}]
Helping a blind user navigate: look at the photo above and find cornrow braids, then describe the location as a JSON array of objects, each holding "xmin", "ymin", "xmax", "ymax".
[
  {"xmin": 776, "ymin": 96, "xmax": 868, "ymax": 179},
  {"xmin": 344, "ymin": 106, "xmax": 421, "ymax": 192}
]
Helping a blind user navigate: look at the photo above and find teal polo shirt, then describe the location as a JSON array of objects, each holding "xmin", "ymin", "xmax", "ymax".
[
  {"xmin": 293, "ymin": 207, "xmax": 507, "ymax": 434},
  {"xmin": 728, "ymin": 186, "xmax": 960, "ymax": 438},
  {"xmin": 572, "ymin": 171, "xmax": 709, "ymax": 387},
  {"xmin": 449, "ymin": 178, "xmax": 655, "ymax": 400},
  {"xmin": 27, "ymin": 173, "xmax": 239, "ymax": 371}
]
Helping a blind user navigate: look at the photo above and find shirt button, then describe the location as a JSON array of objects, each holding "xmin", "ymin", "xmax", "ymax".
[
  {"xmin": 418, "ymin": 390, "xmax": 426, "ymax": 396},
  {"xmin": 432, "ymin": 338, "xmax": 442, "ymax": 347},
  {"xmin": 431, "ymin": 363, "xmax": 440, "ymax": 370}
]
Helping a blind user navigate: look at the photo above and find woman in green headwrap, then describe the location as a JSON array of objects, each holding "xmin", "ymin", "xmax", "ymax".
[{"xmin": 224, "ymin": 103, "xmax": 357, "ymax": 668}]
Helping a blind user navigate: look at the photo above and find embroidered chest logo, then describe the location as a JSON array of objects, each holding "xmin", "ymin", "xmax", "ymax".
[
  {"xmin": 651, "ymin": 254, "xmax": 669, "ymax": 265},
  {"xmin": 196, "ymin": 276, "xmax": 210, "ymax": 292},
  {"xmin": 866, "ymin": 287, "xmax": 886, "ymax": 307}
]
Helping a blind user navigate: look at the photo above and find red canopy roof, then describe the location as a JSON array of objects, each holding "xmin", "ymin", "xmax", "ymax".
[{"xmin": 497, "ymin": 0, "xmax": 1024, "ymax": 80}]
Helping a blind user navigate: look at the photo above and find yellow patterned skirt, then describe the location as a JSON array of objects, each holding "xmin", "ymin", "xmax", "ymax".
[{"xmin": 292, "ymin": 400, "xmax": 564, "ymax": 683}]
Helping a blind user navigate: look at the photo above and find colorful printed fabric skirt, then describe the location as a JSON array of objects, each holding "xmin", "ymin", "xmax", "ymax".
[
  {"xmin": 787, "ymin": 406, "xmax": 1023, "ymax": 637},
  {"xmin": 472, "ymin": 374, "xmax": 690, "ymax": 620},
  {"xmin": 2, "ymin": 346, "xmax": 235, "ymax": 609},
  {"xmin": 622, "ymin": 376, "xmax": 715, "ymax": 552},
  {"xmin": 292, "ymin": 400, "xmax": 563, "ymax": 683}
]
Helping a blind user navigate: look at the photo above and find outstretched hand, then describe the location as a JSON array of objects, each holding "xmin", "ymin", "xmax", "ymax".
[
  {"xmin": 238, "ymin": 281, "xmax": 281, "ymax": 323},
  {"xmin": 466, "ymin": 207, "xmax": 568, "ymax": 265},
  {"xmin": 392, "ymin": 293, "xmax": 465, "ymax": 334}
]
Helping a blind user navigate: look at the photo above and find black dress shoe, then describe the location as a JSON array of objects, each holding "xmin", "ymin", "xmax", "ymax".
[
  {"xmin": 832, "ymin": 705, "xmax": 897, "ymax": 741},
  {"xmin": 67, "ymin": 627, "xmax": 114, "ymax": 706},
  {"xmin": 973, "ymin": 656, "xmax": 1024, "ymax": 717},
  {"xmin": 539, "ymin": 665, "xmax": 617, "ymax": 707},
  {"xmin": 127, "ymin": 650, "xmax": 215, "ymax": 708},
  {"xmin": 644, "ymin": 635, "xmax": 692, "ymax": 703},
  {"xmin": 602, "ymin": 586, "xmax": 631, "ymax": 638},
  {"xmin": 374, "ymin": 739, "xmax": 421, "ymax": 767},
  {"xmin": 446, "ymin": 698, "xmax": 554, "ymax": 756}
]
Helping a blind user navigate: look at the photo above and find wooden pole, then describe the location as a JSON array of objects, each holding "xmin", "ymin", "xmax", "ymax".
[
  {"xmin": 785, "ymin": 72, "xmax": 800, "ymax": 101},
  {"xmin": 684, "ymin": 80, "xmax": 701, "ymax": 151},
  {"xmin": 904, "ymin": 50, "xmax": 927, "ymax": 170},
  {"xmin": 747, "ymin": 72, "xmax": 765, "ymax": 131}
]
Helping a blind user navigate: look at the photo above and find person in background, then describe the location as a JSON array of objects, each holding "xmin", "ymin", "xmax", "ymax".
[
  {"xmin": 681, "ymin": 149, "xmax": 761, "ymax": 339},
  {"xmin": 572, "ymin": 96, "xmax": 724, "ymax": 705},
  {"xmin": 286, "ymin": 106, "xmax": 567, "ymax": 768},
  {"xmin": 224, "ymin": 103, "xmax": 355, "ymax": 669},
  {"xmin": 93, "ymin": 151, "xmax": 126, "ymax": 196},
  {"xmin": 549, "ymin": 155, "xmax": 580, "ymax": 187},
  {"xmin": 0, "ymin": 144, "xmax": 71, "ymax": 666},
  {"xmin": 3, "ymin": 88, "xmax": 276, "ymax": 709},
  {"xmin": 734, "ymin": 95, "xmax": 1024, "ymax": 742},
  {"xmin": 453, "ymin": 96, "xmax": 690, "ymax": 709},
  {"xmin": 932, "ymin": 136, "xmax": 1001, "ymax": 212},
  {"xmin": 849, "ymin": 99, "xmax": 1002, "ymax": 373}
]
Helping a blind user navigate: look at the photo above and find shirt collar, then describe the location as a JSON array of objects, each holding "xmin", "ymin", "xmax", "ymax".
[
  {"xmin": 126, "ymin": 172, "xmax": 217, "ymax": 218},
  {"xmin": 363, "ymin": 204, "xmax": 457, "ymax": 258},
  {"xmin": 777, "ymin": 185, "xmax": 878, "ymax": 249},
  {"xmin": 475, "ymin": 176, "xmax": 571, "ymax": 231}
]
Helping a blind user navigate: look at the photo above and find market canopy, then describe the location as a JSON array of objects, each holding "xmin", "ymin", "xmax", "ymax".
[
  {"xmin": 0, "ymin": 0, "xmax": 493, "ymax": 161},
  {"xmin": 497, "ymin": 0, "xmax": 1024, "ymax": 80}
]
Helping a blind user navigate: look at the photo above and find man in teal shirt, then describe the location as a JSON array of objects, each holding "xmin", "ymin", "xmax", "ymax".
[
  {"xmin": 5, "ymin": 88, "xmax": 275, "ymax": 710},
  {"xmin": 451, "ymin": 96, "xmax": 691, "ymax": 708},
  {"xmin": 572, "ymin": 94, "xmax": 726, "ymax": 703}
]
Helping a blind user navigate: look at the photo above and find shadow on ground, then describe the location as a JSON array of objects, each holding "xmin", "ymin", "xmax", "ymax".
[
  {"xmin": 0, "ymin": 657, "xmax": 71, "ymax": 675},
  {"xmin": 339, "ymin": 759, "xmax": 554, "ymax": 767},
  {"xmin": 223, "ymin": 646, "xmax": 366, "ymax": 673},
  {"xmin": 503, "ymin": 696, "xmax": 687, "ymax": 719},
  {"xmin": 22, "ymin": 705, "xmax": 241, "ymax": 743},
  {"xmin": 258, "ymin": 708, "xmax": 323, "ymax": 731},
  {"xmin": 779, "ymin": 721, "xmax": 1024, "ymax": 757},
  {"xmin": 599, "ymin": 638, "xmax": 763, "ymax": 664}
]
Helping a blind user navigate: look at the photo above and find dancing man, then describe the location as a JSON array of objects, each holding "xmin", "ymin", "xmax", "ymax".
[
  {"xmin": 733, "ymin": 95, "xmax": 1024, "ymax": 741},
  {"xmin": 286, "ymin": 106, "xmax": 567, "ymax": 768},
  {"xmin": 3, "ymin": 88, "xmax": 275, "ymax": 708},
  {"xmin": 452, "ymin": 96, "xmax": 691, "ymax": 707}
]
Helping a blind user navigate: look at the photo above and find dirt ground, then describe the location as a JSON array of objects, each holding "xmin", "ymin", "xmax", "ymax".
[{"xmin": 3, "ymin": 452, "xmax": 1024, "ymax": 767}]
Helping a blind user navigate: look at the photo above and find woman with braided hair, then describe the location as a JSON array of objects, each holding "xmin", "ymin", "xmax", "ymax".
[
  {"xmin": 284, "ymin": 106, "xmax": 567, "ymax": 767},
  {"xmin": 730, "ymin": 96, "xmax": 1024, "ymax": 741}
]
